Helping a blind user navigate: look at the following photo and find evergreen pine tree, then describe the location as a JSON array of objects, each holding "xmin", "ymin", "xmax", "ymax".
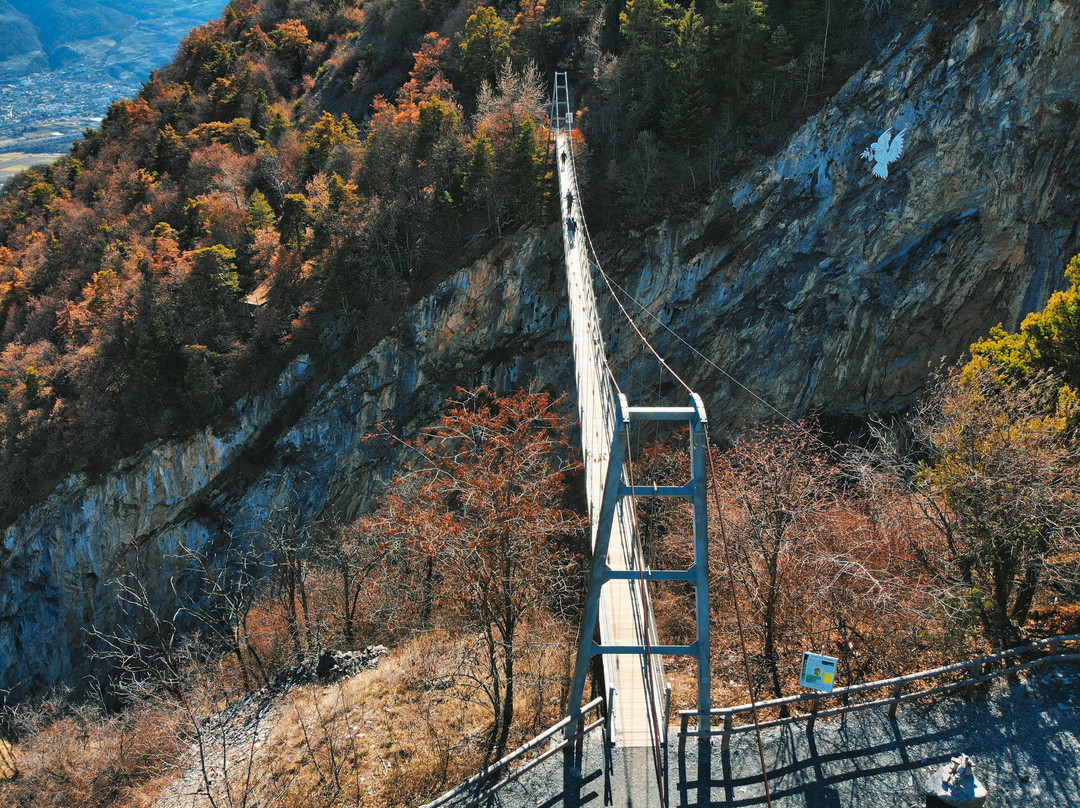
[
  {"xmin": 662, "ymin": 3, "xmax": 712, "ymax": 150},
  {"xmin": 248, "ymin": 189, "xmax": 277, "ymax": 230},
  {"xmin": 713, "ymin": 0, "xmax": 768, "ymax": 122},
  {"xmin": 620, "ymin": 0, "xmax": 674, "ymax": 132}
]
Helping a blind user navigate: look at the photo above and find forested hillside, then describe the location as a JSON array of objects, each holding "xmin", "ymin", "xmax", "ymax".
[
  {"xmin": 1, "ymin": 1, "xmax": 1079, "ymax": 805},
  {"xmin": 0, "ymin": 0, "xmax": 895, "ymax": 527}
]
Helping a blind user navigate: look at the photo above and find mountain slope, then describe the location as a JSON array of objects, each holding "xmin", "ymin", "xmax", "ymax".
[
  {"xmin": 0, "ymin": 2, "xmax": 42, "ymax": 65},
  {"xmin": 0, "ymin": 0, "xmax": 1077, "ymax": 698},
  {"xmin": 0, "ymin": 0, "xmax": 878, "ymax": 530}
]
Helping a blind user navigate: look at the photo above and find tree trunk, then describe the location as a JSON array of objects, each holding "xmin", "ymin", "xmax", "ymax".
[
  {"xmin": 494, "ymin": 640, "xmax": 514, "ymax": 759},
  {"xmin": 341, "ymin": 558, "xmax": 355, "ymax": 648},
  {"xmin": 420, "ymin": 555, "xmax": 434, "ymax": 629},
  {"xmin": 485, "ymin": 627, "xmax": 503, "ymax": 761},
  {"xmin": 1011, "ymin": 558, "xmax": 1044, "ymax": 630},
  {"xmin": 763, "ymin": 604, "xmax": 784, "ymax": 704},
  {"xmin": 987, "ymin": 555, "xmax": 1020, "ymax": 652}
]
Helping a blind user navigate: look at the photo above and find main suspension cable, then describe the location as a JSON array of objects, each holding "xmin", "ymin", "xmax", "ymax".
[
  {"xmin": 564, "ymin": 128, "xmax": 692, "ymax": 399},
  {"xmin": 592, "ymin": 262, "xmax": 862, "ymax": 479}
]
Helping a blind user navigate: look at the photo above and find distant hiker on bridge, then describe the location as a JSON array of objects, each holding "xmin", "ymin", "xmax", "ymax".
[
  {"xmin": 565, "ymin": 190, "xmax": 574, "ymax": 214},
  {"xmin": 566, "ymin": 216, "xmax": 576, "ymax": 246}
]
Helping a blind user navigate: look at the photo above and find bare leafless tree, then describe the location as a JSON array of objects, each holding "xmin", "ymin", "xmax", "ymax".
[
  {"xmin": 355, "ymin": 387, "xmax": 586, "ymax": 759},
  {"xmin": 178, "ymin": 540, "xmax": 268, "ymax": 689},
  {"xmin": 866, "ymin": 367, "xmax": 1080, "ymax": 652}
]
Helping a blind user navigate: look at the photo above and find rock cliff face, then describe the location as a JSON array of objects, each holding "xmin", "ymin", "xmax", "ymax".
[
  {"xmin": 2, "ymin": 0, "xmax": 1078, "ymax": 696},
  {"xmin": 603, "ymin": 0, "xmax": 1080, "ymax": 425}
]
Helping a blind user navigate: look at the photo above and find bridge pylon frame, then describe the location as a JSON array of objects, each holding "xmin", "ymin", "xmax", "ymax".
[
  {"xmin": 566, "ymin": 393, "xmax": 713, "ymax": 742},
  {"xmin": 550, "ymin": 71, "xmax": 571, "ymax": 132}
]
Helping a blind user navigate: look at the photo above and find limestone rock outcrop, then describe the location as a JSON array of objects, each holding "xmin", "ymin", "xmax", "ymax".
[
  {"xmin": 1, "ymin": 0, "xmax": 1077, "ymax": 697},
  {"xmin": 603, "ymin": 0, "xmax": 1080, "ymax": 426}
]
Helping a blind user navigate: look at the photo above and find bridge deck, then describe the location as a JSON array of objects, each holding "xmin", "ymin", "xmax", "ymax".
[{"xmin": 556, "ymin": 130, "xmax": 664, "ymax": 749}]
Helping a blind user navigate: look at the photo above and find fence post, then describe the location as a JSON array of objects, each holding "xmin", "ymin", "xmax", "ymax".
[
  {"xmin": 720, "ymin": 713, "xmax": 733, "ymax": 753},
  {"xmin": 679, "ymin": 713, "xmax": 688, "ymax": 759},
  {"xmin": 888, "ymin": 682, "xmax": 903, "ymax": 720},
  {"xmin": 806, "ymin": 696, "xmax": 820, "ymax": 735}
]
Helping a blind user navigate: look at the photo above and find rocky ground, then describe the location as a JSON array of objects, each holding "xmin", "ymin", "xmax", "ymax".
[
  {"xmin": 153, "ymin": 647, "xmax": 386, "ymax": 808},
  {"xmin": 486, "ymin": 661, "xmax": 1080, "ymax": 808}
]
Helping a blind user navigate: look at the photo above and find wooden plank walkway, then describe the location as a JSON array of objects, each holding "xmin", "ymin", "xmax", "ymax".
[{"xmin": 555, "ymin": 130, "xmax": 665, "ymax": 749}]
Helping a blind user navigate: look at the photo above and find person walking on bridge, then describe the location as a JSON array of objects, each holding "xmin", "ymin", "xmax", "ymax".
[
  {"xmin": 565, "ymin": 190, "xmax": 574, "ymax": 214},
  {"xmin": 566, "ymin": 216, "xmax": 577, "ymax": 247}
]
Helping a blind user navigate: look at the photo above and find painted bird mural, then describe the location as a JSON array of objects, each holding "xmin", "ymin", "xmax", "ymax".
[{"xmin": 861, "ymin": 127, "xmax": 907, "ymax": 178}]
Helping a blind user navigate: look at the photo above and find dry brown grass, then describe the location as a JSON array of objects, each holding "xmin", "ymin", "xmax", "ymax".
[
  {"xmin": 1, "ymin": 622, "xmax": 573, "ymax": 808},
  {"xmin": 0, "ymin": 698, "xmax": 187, "ymax": 808},
  {"xmin": 254, "ymin": 637, "xmax": 487, "ymax": 807},
  {"xmin": 228, "ymin": 624, "xmax": 575, "ymax": 807},
  {"xmin": 142, "ymin": 618, "xmax": 576, "ymax": 808},
  {"xmin": 1026, "ymin": 601, "xmax": 1080, "ymax": 637},
  {"xmin": 0, "ymin": 739, "xmax": 16, "ymax": 782}
]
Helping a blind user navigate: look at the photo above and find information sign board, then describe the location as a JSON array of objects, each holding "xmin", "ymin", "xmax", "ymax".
[{"xmin": 800, "ymin": 652, "xmax": 839, "ymax": 692}]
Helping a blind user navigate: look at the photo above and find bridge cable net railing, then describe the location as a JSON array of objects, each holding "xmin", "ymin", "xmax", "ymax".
[
  {"xmin": 421, "ymin": 697, "xmax": 605, "ymax": 808},
  {"xmin": 555, "ymin": 126, "xmax": 681, "ymax": 808},
  {"xmin": 677, "ymin": 634, "xmax": 1080, "ymax": 756},
  {"xmin": 561, "ymin": 136, "xmax": 668, "ymax": 712},
  {"xmin": 553, "ymin": 91, "xmax": 669, "ymax": 757},
  {"xmin": 560, "ymin": 113, "xmax": 688, "ymax": 680}
]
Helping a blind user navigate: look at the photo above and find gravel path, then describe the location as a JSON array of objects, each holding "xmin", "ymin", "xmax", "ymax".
[{"xmin": 488, "ymin": 662, "xmax": 1080, "ymax": 808}]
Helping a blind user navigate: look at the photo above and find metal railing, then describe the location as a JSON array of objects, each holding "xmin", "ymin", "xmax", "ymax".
[
  {"xmin": 678, "ymin": 634, "xmax": 1080, "ymax": 756},
  {"xmin": 422, "ymin": 696, "xmax": 605, "ymax": 808}
]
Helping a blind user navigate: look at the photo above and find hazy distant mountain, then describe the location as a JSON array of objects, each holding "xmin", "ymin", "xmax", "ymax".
[
  {"xmin": 9, "ymin": 1, "xmax": 135, "ymax": 54},
  {"xmin": 0, "ymin": 0, "xmax": 228, "ymax": 80},
  {"xmin": 0, "ymin": 0, "xmax": 228, "ymax": 185},
  {"xmin": 0, "ymin": 0, "xmax": 45, "ymax": 73}
]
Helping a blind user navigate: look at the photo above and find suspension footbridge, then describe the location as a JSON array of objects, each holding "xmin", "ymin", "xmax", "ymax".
[
  {"xmin": 423, "ymin": 73, "xmax": 715, "ymax": 808},
  {"xmin": 554, "ymin": 71, "xmax": 712, "ymax": 805}
]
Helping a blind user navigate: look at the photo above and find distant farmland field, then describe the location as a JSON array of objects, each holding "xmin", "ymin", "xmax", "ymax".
[{"xmin": 0, "ymin": 151, "xmax": 65, "ymax": 186}]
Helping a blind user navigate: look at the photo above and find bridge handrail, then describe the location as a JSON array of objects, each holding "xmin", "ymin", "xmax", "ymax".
[
  {"xmin": 678, "ymin": 634, "xmax": 1080, "ymax": 754},
  {"xmin": 422, "ymin": 696, "xmax": 605, "ymax": 808}
]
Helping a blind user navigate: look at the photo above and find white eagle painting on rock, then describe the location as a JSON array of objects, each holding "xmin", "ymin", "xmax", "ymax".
[{"xmin": 862, "ymin": 127, "xmax": 907, "ymax": 178}]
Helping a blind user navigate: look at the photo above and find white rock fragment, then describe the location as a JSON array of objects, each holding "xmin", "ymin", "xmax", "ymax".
[{"xmin": 926, "ymin": 753, "xmax": 988, "ymax": 808}]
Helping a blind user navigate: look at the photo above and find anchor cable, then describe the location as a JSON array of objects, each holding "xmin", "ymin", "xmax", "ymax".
[{"xmin": 705, "ymin": 434, "xmax": 774, "ymax": 807}]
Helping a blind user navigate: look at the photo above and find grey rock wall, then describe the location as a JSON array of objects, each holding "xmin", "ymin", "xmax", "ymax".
[
  {"xmin": 602, "ymin": 0, "xmax": 1080, "ymax": 426},
  {"xmin": 2, "ymin": 0, "xmax": 1078, "ymax": 697},
  {"xmin": 0, "ymin": 233, "xmax": 570, "ymax": 698}
]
